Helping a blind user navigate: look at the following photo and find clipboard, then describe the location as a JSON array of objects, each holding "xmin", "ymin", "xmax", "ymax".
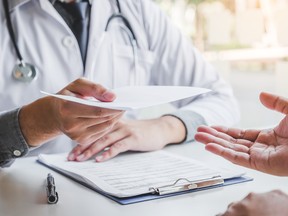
[
  {"xmin": 111, "ymin": 176, "xmax": 253, "ymax": 205},
  {"xmin": 38, "ymin": 160, "xmax": 253, "ymax": 205}
]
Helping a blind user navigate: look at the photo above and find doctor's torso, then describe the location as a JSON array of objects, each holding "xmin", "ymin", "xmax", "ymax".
[
  {"xmin": 0, "ymin": 0, "xmax": 156, "ymax": 155},
  {"xmin": 0, "ymin": 0, "xmax": 239, "ymax": 157},
  {"xmin": 0, "ymin": 0, "xmax": 155, "ymax": 111}
]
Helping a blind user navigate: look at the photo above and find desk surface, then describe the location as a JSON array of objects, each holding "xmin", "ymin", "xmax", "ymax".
[{"xmin": 1, "ymin": 142, "xmax": 288, "ymax": 216}]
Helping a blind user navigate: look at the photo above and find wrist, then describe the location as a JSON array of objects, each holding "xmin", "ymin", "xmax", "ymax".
[
  {"xmin": 19, "ymin": 97, "xmax": 61, "ymax": 147},
  {"xmin": 159, "ymin": 115, "xmax": 186, "ymax": 145}
]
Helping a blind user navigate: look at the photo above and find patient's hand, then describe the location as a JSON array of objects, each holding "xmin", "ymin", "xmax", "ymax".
[
  {"xmin": 195, "ymin": 92, "xmax": 288, "ymax": 176},
  {"xmin": 218, "ymin": 190, "xmax": 288, "ymax": 216}
]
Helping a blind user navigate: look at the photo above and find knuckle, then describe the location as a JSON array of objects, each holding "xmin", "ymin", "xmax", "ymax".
[
  {"xmin": 78, "ymin": 77, "xmax": 86, "ymax": 82},
  {"xmin": 112, "ymin": 115, "xmax": 122, "ymax": 124},
  {"xmin": 61, "ymin": 121, "xmax": 76, "ymax": 134},
  {"xmin": 246, "ymin": 192, "xmax": 256, "ymax": 199},
  {"xmin": 124, "ymin": 126, "xmax": 134, "ymax": 135},
  {"xmin": 77, "ymin": 137, "xmax": 91, "ymax": 146},
  {"xmin": 229, "ymin": 137, "xmax": 237, "ymax": 143},
  {"xmin": 283, "ymin": 106, "xmax": 288, "ymax": 114},
  {"xmin": 74, "ymin": 77, "xmax": 85, "ymax": 85},
  {"xmin": 70, "ymin": 79, "xmax": 80, "ymax": 88},
  {"xmin": 238, "ymin": 129, "xmax": 246, "ymax": 138},
  {"xmin": 84, "ymin": 149, "xmax": 94, "ymax": 158},
  {"xmin": 58, "ymin": 101, "xmax": 69, "ymax": 116},
  {"xmin": 272, "ymin": 189, "xmax": 284, "ymax": 195},
  {"xmin": 92, "ymin": 133, "xmax": 105, "ymax": 142},
  {"xmin": 231, "ymin": 153, "xmax": 239, "ymax": 164},
  {"xmin": 57, "ymin": 101, "xmax": 75, "ymax": 122},
  {"xmin": 106, "ymin": 144, "xmax": 122, "ymax": 158},
  {"xmin": 73, "ymin": 146, "xmax": 83, "ymax": 154},
  {"xmin": 69, "ymin": 134, "xmax": 78, "ymax": 141},
  {"xmin": 105, "ymin": 119, "xmax": 115, "ymax": 130},
  {"xmin": 100, "ymin": 135, "xmax": 110, "ymax": 143},
  {"xmin": 103, "ymin": 149, "xmax": 113, "ymax": 158},
  {"xmin": 114, "ymin": 142, "xmax": 125, "ymax": 150},
  {"xmin": 132, "ymin": 132, "xmax": 142, "ymax": 142},
  {"xmin": 91, "ymin": 83, "xmax": 105, "ymax": 95}
]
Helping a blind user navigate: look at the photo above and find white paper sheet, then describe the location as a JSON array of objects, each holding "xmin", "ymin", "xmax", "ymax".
[
  {"xmin": 38, "ymin": 151, "xmax": 244, "ymax": 198},
  {"xmin": 41, "ymin": 86, "xmax": 210, "ymax": 110}
]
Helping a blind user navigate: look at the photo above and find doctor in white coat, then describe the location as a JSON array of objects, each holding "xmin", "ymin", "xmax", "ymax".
[{"xmin": 0, "ymin": 0, "xmax": 240, "ymax": 167}]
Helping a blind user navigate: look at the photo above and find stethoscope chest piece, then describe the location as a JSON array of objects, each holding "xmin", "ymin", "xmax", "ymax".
[{"xmin": 12, "ymin": 62, "xmax": 37, "ymax": 82}]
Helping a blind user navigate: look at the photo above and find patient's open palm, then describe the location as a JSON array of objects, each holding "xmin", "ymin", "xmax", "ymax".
[{"xmin": 195, "ymin": 92, "xmax": 288, "ymax": 176}]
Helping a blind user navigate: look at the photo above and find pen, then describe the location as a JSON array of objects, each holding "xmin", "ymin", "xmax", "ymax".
[{"xmin": 46, "ymin": 173, "xmax": 59, "ymax": 204}]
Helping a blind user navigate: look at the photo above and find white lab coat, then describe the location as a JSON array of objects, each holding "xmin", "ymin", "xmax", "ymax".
[{"xmin": 0, "ymin": 0, "xmax": 240, "ymax": 156}]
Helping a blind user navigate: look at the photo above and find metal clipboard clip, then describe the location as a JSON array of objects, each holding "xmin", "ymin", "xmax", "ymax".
[{"xmin": 149, "ymin": 175, "xmax": 224, "ymax": 195}]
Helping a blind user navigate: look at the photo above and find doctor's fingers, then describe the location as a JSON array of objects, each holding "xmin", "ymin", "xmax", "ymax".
[
  {"xmin": 212, "ymin": 126, "xmax": 261, "ymax": 143},
  {"xmin": 60, "ymin": 112, "xmax": 123, "ymax": 133},
  {"xmin": 60, "ymin": 78, "xmax": 116, "ymax": 102},
  {"xmin": 56, "ymin": 100, "xmax": 123, "ymax": 118},
  {"xmin": 71, "ymin": 128, "xmax": 129, "ymax": 162},
  {"xmin": 63, "ymin": 114, "xmax": 123, "ymax": 145},
  {"xmin": 67, "ymin": 129, "xmax": 110, "ymax": 161},
  {"xmin": 96, "ymin": 139, "xmax": 132, "ymax": 162}
]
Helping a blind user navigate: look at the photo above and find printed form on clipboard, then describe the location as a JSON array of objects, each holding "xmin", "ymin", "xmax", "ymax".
[{"xmin": 38, "ymin": 151, "xmax": 252, "ymax": 204}]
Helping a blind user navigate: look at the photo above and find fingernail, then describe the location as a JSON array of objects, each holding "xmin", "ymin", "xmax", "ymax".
[
  {"xmin": 76, "ymin": 154, "xmax": 85, "ymax": 162},
  {"xmin": 68, "ymin": 153, "xmax": 76, "ymax": 161},
  {"xmin": 96, "ymin": 155, "xmax": 103, "ymax": 162},
  {"xmin": 102, "ymin": 91, "xmax": 115, "ymax": 101}
]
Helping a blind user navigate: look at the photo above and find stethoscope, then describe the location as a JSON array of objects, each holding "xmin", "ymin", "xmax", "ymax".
[{"xmin": 3, "ymin": 0, "xmax": 138, "ymax": 83}]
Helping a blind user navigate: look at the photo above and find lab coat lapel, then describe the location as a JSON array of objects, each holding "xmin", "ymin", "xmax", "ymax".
[
  {"xmin": 38, "ymin": 0, "xmax": 73, "ymax": 35},
  {"xmin": 8, "ymin": 0, "xmax": 30, "ymax": 10}
]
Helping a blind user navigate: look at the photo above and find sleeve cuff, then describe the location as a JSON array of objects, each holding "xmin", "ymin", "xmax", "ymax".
[
  {"xmin": 0, "ymin": 108, "xmax": 29, "ymax": 165},
  {"xmin": 164, "ymin": 110, "xmax": 207, "ymax": 144}
]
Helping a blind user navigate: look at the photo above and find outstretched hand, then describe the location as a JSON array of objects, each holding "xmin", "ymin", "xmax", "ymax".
[{"xmin": 195, "ymin": 92, "xmax": 288, "ymax": 176}]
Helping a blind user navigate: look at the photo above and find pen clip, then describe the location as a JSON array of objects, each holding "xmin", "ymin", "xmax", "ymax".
[
  {"xmin": 149, "ymin": 175, "xmax": 224, "ymax": 196},
  {"xmin": 46, "ymin": 173, "xmax": 59, "ymax": 204}
]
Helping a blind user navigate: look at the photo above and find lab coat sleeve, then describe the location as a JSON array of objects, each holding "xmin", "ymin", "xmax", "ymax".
[
  {"xmin": 164, "ymin": 110, "xmax": 205, "ymax": 143},
  {"xmin": 0, "ymin": 109, "xmax": 29, "ymax": 167},
  {"xmin": 139, "ymin": 0, "xmax": 240, "ymax": 140}
]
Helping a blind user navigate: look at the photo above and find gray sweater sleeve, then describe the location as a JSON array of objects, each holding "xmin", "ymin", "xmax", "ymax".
[
  {"xmin": 0, "ymin": 108, "xmax": 29, "ymax": 167},
  {"xmin": 165, "ymin": 110, "xmax": 207, "ymax": 143}
]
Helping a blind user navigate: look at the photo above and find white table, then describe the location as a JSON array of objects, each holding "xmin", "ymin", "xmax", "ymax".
[{"xmin": 1, "ymin": 142, "xmax": 287, "ymax": 216}]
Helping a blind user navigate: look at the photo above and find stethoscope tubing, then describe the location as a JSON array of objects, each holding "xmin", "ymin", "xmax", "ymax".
[
  {"xmin": 3, "ymin": 0, "xmax": 138, "ymax": 84},
  {"xmin": 3, "ymin": 0, "xmax": 24, "ymax": 64}
]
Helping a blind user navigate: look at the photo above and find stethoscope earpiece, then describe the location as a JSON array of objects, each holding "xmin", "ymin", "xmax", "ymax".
[{"xmin": 12, "ymin": 62, "xmax": 37, "ymax": 82}]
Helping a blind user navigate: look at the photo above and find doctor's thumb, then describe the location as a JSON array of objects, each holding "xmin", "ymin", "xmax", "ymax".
[
  {"xmin": 101, "ymin": 91, "xmax": 116, "ymax": 101},
  {"xmin": 65, "ymin": 78, "xmax": 116, "ymax": 102}
]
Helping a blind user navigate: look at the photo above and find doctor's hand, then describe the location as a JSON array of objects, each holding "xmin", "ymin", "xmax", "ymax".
[
  {"xmin": 218, "ymin": 190, "xmax": 288, "ymax": 216},
  {"xmin": 195, "ymin": 92, "xmax": 288, "ymax": 176},
  {"xmin": 68, "ymin": 116, "xmax": 186, "ymax": 162},
  {"xmin": 19, "ymin": 78, "xmax": 124, "ymax": 147}
]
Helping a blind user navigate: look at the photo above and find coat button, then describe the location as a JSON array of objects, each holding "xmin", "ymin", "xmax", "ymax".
[
  {"xmin": 13, "ymin": 150, "xmax": 22, "ymax": 157},
  {"xmin": 62, "ymin": 36, "xmax": 75, "ymax": 48}
]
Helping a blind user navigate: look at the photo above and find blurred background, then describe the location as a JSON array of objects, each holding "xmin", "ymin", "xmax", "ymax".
[{"xmin": 154, "ymin": 0, "xmax": 288, "ymax": 128}]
